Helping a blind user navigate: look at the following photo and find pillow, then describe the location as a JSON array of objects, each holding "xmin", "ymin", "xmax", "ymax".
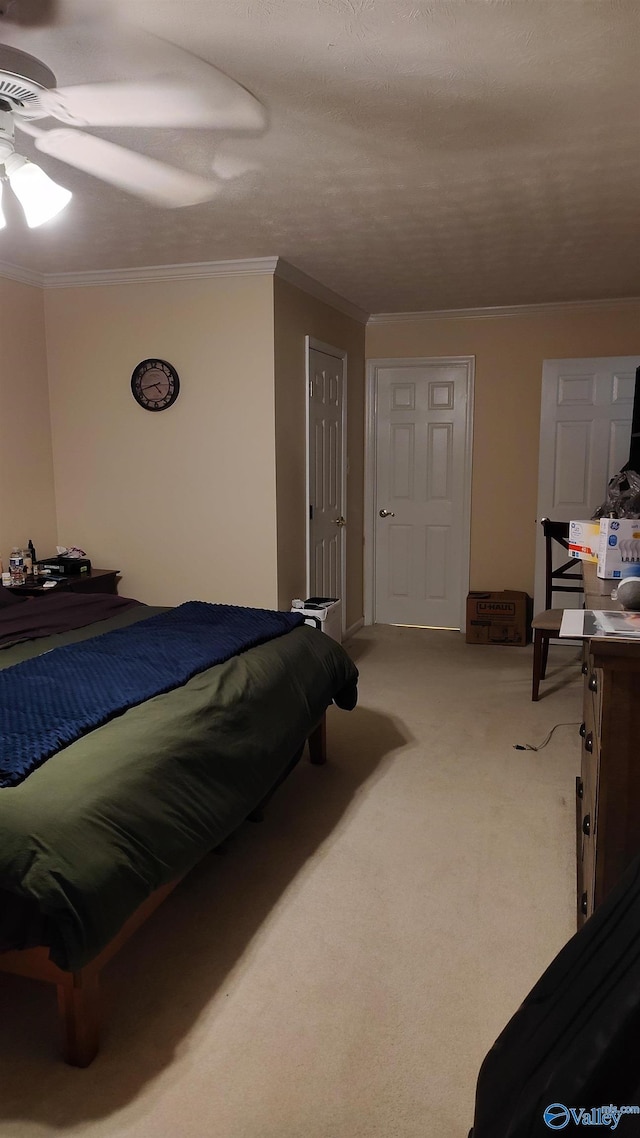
[{"xmin": 0, "ymin": 587, "xmax": 27, "ymax": 607}]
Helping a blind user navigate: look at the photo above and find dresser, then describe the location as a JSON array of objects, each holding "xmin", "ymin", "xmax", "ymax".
[{"xmin": 576, "ymin": 563, "xmax": 640, "ymax": 925}]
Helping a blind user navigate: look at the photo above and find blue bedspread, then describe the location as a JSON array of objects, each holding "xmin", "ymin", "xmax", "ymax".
[{"xmin": 0, "ymin": 601, "xmax": 304, "ymax": 788}]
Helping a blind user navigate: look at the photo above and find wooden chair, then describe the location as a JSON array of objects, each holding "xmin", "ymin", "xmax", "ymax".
[{"xmin": 531, "ymin": 518, "xmax": 583, "ymax": 700}]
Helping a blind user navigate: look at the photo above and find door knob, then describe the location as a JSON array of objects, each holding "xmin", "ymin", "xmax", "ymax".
[
  {"xmin": 379, "ymin": 509, "xmax": 395, "ymax": 518},
  {"xmin": 333, "ymin": 516, "xmax": 347, "ymax": 527}
]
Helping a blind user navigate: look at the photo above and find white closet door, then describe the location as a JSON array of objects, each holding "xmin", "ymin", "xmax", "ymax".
[{"xmin": 535, "ymin": 356, "xmax": 638, "ymax": 611}]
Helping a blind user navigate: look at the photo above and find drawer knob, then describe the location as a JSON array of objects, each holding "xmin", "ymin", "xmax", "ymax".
[
  {"xmin": 579, "ymin": 722, "xmax": 586, "ymax": 738},
  {"xmin": 588, "ymin": 673, "xmax": 598, "ymax": 693},
  {"xmin": 582, "ymin": 814, "xmax": 591, "ymax": 836},
  {"xmin": 576, "ymin": 777, "xmax": 584, "ymax": 799},
  {"xmin": 581, "ymin": 662, "xmax": 589, "ymax": 676},
  {"xmin": 580, "ymin": 892, "xmax": 588, "ymax": 916},
  {"xmin": 584, "ymin": 732, "xmax": 593, "ymax": 753}
]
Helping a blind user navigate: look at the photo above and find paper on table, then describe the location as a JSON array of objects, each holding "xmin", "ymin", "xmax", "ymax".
[
  {"xmin": 592, "ymin": 610, "xmax": 640, "ymax": 637},
  {"xmin": 559, "ymin": 609, "xmax": 590, "ymax": 637},
  {"xmin": 560, "ymin": 609, "xmax": 640, "ymax": 638}
]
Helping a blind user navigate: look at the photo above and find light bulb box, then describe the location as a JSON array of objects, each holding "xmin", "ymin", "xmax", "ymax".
[
  {"xmin": 568, "ymin": 520, "xmax": 600, "ymax": 563},
  {"xmin": 465, "ymin": 591, "xmax": 532, "ymax": 645},
  {"xmin": 597, "ymin": 518, "xmax": 640, "ymax": 578}
]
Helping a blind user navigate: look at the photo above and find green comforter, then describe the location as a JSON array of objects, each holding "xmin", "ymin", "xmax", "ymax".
[{"xmin": 0, "ymin": 605, "xmax": 357, "ymax": 970}]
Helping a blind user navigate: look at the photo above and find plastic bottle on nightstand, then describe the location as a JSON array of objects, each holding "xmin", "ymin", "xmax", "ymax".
[{"xmin": 9, "ymin": 547, "xmax": 24, "ymax": 584}]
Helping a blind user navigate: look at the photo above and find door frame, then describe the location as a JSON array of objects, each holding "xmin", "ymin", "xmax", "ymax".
[
  {"xmin": 364, "ymin": 356, "xmax": 475, "ymax": 627},
  {"xmin": 305, "ymin": 336, "xmax": 348, "ymax": 635}
]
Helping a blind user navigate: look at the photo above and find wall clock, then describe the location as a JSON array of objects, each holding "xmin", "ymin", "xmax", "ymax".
[{"xmin": 131, "ymin": 359, "xmax": 180, "ymax": 412}]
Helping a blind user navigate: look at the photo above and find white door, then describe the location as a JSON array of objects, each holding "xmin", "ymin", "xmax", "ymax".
[
  {"xmin": 370, "ymin": 358, "xmax": 474, "ymax": 629},
  {"xmin": 535, "ymin": 356, "xmax": 639, "ymax": 611},
  {"xmin": 307, "ymin": 344, "xmax": 346, "ymax": 615}
]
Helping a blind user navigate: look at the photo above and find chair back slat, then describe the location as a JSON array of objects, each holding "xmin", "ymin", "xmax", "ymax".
[{"xmin": 541, "ymin": 518, "xmax": 584, "ymax": 610}]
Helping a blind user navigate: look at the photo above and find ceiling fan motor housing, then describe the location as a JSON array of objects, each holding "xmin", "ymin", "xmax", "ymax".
[{"xmin": 0, "ymin": 45, "xmax": 56, "ymax": 119}]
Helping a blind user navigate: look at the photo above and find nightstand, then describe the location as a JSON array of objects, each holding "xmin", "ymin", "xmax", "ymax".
[{"xmin": 6, "ymin": 569, "xmax": 120, "ymax": 597}]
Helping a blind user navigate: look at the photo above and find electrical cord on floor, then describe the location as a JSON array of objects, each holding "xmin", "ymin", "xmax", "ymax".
[{"xmin": 513, "ymin": 722, "xmax": 581, "ymax": 751}]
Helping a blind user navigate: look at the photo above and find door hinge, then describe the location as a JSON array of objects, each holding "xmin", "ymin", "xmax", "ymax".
[
  {"xmin": 309, "ymin": 504, "xmax": 314, "ymax": 520},
  {"xmin": 309, "ymin": 380, "xmax": 313, "ymax": 398}
]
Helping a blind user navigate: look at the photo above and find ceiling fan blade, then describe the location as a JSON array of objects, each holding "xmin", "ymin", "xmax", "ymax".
[
  {"xmin": 210, "ymin": 153, "xmax": 261, "ymax": 181},
  {"xmin": 37, "ymin": 76, "xmax": 266, "ymax": 132},
  {"xmin": 33, "ymin": 129, "xmax": 219, "ymax": 208}
]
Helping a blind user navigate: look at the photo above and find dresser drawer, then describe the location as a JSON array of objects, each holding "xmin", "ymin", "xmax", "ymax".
[
  {"xmin": 576, "ymin": 637, "xmax": 640, "ymax": 927},
  {"xmin": 577, "ymin": 712, "xmax": 599, "ymax": 924},
  {"xmin": 585, "ymin": 662, "xmax": 603, "ymax": 741}
]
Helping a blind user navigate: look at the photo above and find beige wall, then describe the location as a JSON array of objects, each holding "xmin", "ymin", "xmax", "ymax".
[
  {"xmin": 0, "ymin": 278, "xmax": 57, "ymax": 569},
  {"xmin": 274, "ymin": 276, "xmax": 366, "ymax": 629},
  {"xmin": 16, "ymin": 271, "xmax": 639, "ymax": 611},
  {"xmin": 44, "ymin": 275, "xmax": 277, "ymax": 607},
  {"xmin": 366, "ymin": 304, "xmax": 640, "ymax": 595}
]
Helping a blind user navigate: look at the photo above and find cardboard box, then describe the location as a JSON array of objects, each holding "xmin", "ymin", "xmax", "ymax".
[
  {"xmin": 466, "ymin": 591, "xmax": 532, "ymax": 645},
  {"xmin": 597, "ymin": 518, "xmax": 640, "ymax": 579},
  {"xmin": 568, "ymin": 520, "xmax": 600, "ymax": 563}
]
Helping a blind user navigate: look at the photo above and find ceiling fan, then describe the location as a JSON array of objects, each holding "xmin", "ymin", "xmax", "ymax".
[{"xmin": 0, "ymin": 32, "xmax": 267, "ymax": 225}]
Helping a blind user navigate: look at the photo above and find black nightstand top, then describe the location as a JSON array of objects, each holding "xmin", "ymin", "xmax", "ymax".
[{"xmin": 6, "ymin": 569, "xmax": 120, "ymax": 597}]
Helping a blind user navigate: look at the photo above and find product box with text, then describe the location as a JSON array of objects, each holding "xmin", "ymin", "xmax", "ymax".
[
  {"xmin": 597, "ymin": 518, "xmax": 640, "ymax": 578},
  {"xmin": 568, "ymin": 520, "xmax": 600, "ymax": 563}
]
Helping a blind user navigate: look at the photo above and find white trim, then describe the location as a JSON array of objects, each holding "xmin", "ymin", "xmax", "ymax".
[
  {"xmin": 0, "ymin": 254, "xmax": 369, "ymax": 323},
  {"xmin": 305, "ymin": 338, "xmax": 311, "ymax": 600},
  {"xmin": 364, "ymin": 355, "xmax": 475, "ymax": 629},
  {"xmin": 41, "ymin": 256, "xmax": 280, "ymax": 289},
  {"xmin": 276, "ymin": 259, "xmax": 368, "ymax": 324},
  {"xmin": 364, "ymin": 360, "xmax": 378, "ymax": 627},
  {"xmin": 344, "ymin": 617, "xmax": 364, "ymax": 640},
  {"xmin": 305, "ymin": 337, "xmax": 348, "ymax": 637},
  {"xmin": 306, "ymin": 337, "xmax": 348, "ymax": 362},
  {"xmin": 0, "ymin": 260, "xmax": 44, "ymax": 287},
  {"xmin": 3, "ymin": 252, "xmax": 640, "ymax": 322},
  {"xmin": 368, "ymin": 296, "xmax": 640, "ymax": 324}
]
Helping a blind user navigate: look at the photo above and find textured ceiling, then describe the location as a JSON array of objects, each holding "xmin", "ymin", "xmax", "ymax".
[{"xmin": 1, "ymin": 0, "xmax": 640, "ymax": 313}]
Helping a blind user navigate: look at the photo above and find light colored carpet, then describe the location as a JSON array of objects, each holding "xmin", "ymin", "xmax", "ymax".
[{"xmin": 0, "ymin": 626, "xmax": 583, "ymax": 1137}]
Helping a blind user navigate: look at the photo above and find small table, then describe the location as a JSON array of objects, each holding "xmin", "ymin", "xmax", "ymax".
[{"xmin": 6, "ymin": 569, "xmax": 119, "ymax": 597}]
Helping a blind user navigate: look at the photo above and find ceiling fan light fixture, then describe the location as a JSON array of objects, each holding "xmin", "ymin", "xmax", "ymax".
[
  {"xmin": 0, "ymin": 183, "xmax": 6, "ymax": 230},
  {"xmin": 4, "ymin": 152, "xmax": 71, "ymax": 227}
]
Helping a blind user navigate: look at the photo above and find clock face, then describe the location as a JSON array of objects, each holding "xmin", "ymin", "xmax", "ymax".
[{"xmin": 131, "ymin": 359, "xmax": 180, "ymax": 411}]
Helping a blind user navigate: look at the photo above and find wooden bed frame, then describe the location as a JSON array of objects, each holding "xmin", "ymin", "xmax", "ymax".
[{"xmin": 0, "ymin": 716, "xmax": 327, "ymax": 1067}]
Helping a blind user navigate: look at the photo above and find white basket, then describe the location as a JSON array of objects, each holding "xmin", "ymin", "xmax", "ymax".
[{"xmin": 291, "ymin": 598, "xmax": 342, "ymax": 643}]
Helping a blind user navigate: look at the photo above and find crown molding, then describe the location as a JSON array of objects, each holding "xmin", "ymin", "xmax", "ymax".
[
  {"xmin": 38, "ymin": 254, "xmax": 369, "ymax": 322},
  {"xmin": 274, "ymin": 258, "xmax": 369, "ymax": 324},
  {"xmin": 5, "ymin": 258, "xmax": 633, "ymax": 325},
  {"xmin": 40, "ymin": 256, "xmax": 280, "ymax": 289},
  {"xmin": 368, "ymin": 296, "xmax": 640, "ymax": 323},
  {"xmin": 0, "ymin": 260, "xmax": 45, "ymax": 288},
  {"xmin": 0, "ymin": 255, "xmax": 369, "ymax": 325}
]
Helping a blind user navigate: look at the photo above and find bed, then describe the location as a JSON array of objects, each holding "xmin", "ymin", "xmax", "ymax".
[{"xmin": 0, "ymin": 589, "xmax": 358, "ymax": 1066}]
